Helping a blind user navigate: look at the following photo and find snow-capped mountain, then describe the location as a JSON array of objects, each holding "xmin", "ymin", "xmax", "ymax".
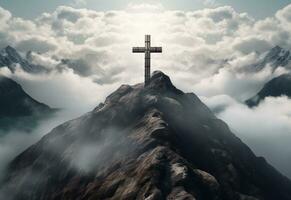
[
  {"xmin": 255, "ymin": 46, "xmax": 291, "ymax": 71},
  {"xmin": 0, "ymin": 46, "xmax": 45, "ymax": 73}
]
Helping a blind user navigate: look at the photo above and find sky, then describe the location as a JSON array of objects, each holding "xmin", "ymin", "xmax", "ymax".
[
  {"xmin": 0, "ymin": 0, "xmax": 290, "ymax": 19},
  {"xmin": 0, "ymin": 0, "xmax": 291, "ymax": 179}
]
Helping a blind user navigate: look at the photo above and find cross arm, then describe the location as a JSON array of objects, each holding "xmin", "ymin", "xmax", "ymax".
[
  {"xmin": 132, "ymin": 47, "xmax": 146, "ymax": 53},
  {"xmin": 150, "ymin": 47, "xmax": 162, "ymax": 53}
]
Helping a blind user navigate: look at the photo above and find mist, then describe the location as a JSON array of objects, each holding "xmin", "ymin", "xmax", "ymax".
[
  {"xmin": 0, "ymin": 109, "xmax": 84, "ymax": 182},
  {"xmin": 203, "ymin": 95, "xmax": 291, "ymax": 178}
]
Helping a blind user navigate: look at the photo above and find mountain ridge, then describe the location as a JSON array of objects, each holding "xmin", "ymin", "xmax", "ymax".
[
  {"xmin": 246, "ymin": 73, "xmax": 291, "ymax": 107},
  {"xmin": 255, "ymin": 45, "xmax": 291, "ymax": 71},
  {"xmin": 0, "ymin": 46, "xmax": 46, "ymax": 73},
  {"xmin": 0, "ymin": 75, "xmax": 56, "ymax": 131},
  {"xmin": 1, "ymin": 71, "xmax": 291, "ymax": 200}
]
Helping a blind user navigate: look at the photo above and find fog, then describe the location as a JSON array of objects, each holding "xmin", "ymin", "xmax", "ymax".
[
  {"xmin": 0, "ymin": 109, "xmax": 82, "ymax": 182},
  {"xmin": 203, "ymin": 95, "xmax": 291, "ymax": 178}
]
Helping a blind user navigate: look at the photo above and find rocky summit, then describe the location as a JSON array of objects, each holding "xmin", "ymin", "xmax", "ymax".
[{"xmin": 1, "ymin": 71, "xmax": 291, "ymax": 200}]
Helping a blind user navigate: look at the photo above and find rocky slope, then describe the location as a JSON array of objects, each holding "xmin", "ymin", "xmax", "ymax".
[
  {"xmin": 246, "ymin": 73, "xmax": 291, "ymax": 107},
  {"xmin": 0, "ymin": 75, "xmax": 55, "ymax": 131},
  {"xmin": 1, "ymin": 71, "xmax": 291, "ymax": 200}
]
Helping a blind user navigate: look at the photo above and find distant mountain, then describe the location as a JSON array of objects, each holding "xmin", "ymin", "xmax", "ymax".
[
  {"xmin": 254, "ymin": 46, "xmax": 291, "ymax": 71},
  {"xmin": 0, "ymin": 46, "xmax": 45, "ymax": 73},
  {"xmin": 0, "ymin": 75, "xmax": 55, "ymax": 132},
  {"xmin": 1, "ymin": 71, "xmax": 290, "ymax": 200},
  {"xmin": 246, "ymin": 74, "xmax": 291, "ymax": 107}
]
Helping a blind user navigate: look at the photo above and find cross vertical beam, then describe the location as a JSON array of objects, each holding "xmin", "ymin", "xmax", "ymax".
[
  {"xmin": 132, "ymin": 35, "xmax": 162, "ymax": 87},
  {"xmin": 145, "ymin": 35, "xmax": 151, "ymax": 86}
]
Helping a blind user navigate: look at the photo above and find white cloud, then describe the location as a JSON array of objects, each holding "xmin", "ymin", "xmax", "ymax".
[
  {"xmin": 71, "ymin": 0, "xmax": 87, "ymax": 7},
  {"xmin": 16, "ymin": 37, "xmax": 58, "ymax": 53},
  {"xmin": 1, "ymin": 3, "xmax": 290, "ymax": 107},
  {"xmin": 203, "ymin": 95, "xmax": 291, "ymax": 178},
  {"xmin": 276, "ymin": 4, "xmax": 291, "ymax": 24},
  {"xmin": 233, "ymin": 37, "xmax": 272, "ymax": 54},
  {"xmin": 0, "ymin": 6, "xmax": 11, "ymax": 24},
  {"xmin": 0, "ymin": 109, "xmax": 78, "ymax": 182},
  {"xmin": 0, "ymin": 67, "xmax": 117, "ymax": 112},
  {"xmin": 126, "ymin": 3, "xmax": 165, "ymax": 13}
]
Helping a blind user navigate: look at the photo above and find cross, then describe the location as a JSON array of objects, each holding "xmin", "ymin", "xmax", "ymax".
[{"xmin": 132, "ymin": 35, "xmax": 162, "ymax": 86}]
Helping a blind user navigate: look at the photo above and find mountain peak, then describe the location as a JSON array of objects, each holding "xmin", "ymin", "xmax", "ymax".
[
  {"xmin": 103, "ymin": 71, "xmax": 182, "ymax": 107},
  {"xmin": 151, "ymin": 70, "xmax": 169, "ymax": 80},
  {"xmin": 254, "ymin": 45, "xmax": 291, "ymax": 71},
  {"xmin": 0, "ymin": 45, "xmax": 24, "ymax": 68},
  {"xmin": 267, "ymin": 45, "xmax": 289, "ymax": 57},
  {"xmin": 146, "ymin": 71, "xmax": 183, "ymax": 96},
  {"xmin": 4, "ymin": 45, "xmax": 16, "ymax": 51},
  {"xmin": 246, "ymin": 73, "xmax": 291, "ymax": 107},
  {"xmin": 1, "ymin": 71, "xmax": 291, "ymax": 200},
  {"xmin": 149, "ymin": 70, "xmax": 174, "ymax": 88},
  {"xmin": 2, "ymin": 45, "xmax": 20, "ymax": 58},
  {"xmin": 271, "ymin": 45, "xmax": 283, "ymax": 51},
  {"xmin": 0, "ymin": 45, "xmax": 46, "ymax": 73},
  {"xmin": 0, "ymin": 75, "xmax": 53, "ymax": 117}
]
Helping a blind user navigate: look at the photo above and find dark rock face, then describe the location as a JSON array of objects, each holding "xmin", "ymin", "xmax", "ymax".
[
  {"xmin": 0, "ymin": 75, "xmax": 54, "ymax": 131},
  {"xmin": 0, "ymin": 75, "xmax": 52, "ymax": 117},
  {"xmin": 1, "ymin": 71, "xmax": 291, "ymax": 200},
  {"xmin": 246, "ymin": 74, "xmax": 291, "ymax": 107}
]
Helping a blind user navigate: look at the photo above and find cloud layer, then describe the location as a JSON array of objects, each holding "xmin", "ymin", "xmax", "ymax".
[
  {"xmin": 204, "ymin": 95, "xmax": 291, "ymax": 178},
  {"xmin": 0, "ymin": 3, "xmax": 291, "ymax": 99}
]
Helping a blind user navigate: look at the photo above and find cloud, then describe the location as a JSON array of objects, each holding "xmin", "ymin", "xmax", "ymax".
[
  {"xmin": 0, "ymin": 3, "xmax": 290, "ymax": 94},
  {"xmin": 0, "ymin": 67, "xmax": 117, "ymax": 112},
  {"xmin": 0, "ymin": 7, "xmax": 11, "ymax": 24},
  {"xmin": 276, "ymin": 4, "xmax": 291, "ymax": 23},
  {"xmin": 71, "ymin": 0, "xmax": 87, "ymax": 7},
  {"xmin": 203, "ymin": 95, "xmax": 291, "ymax": 178},
  {"xmin": 16, "ymin": 37, "xmax": 57, "ymax": 53},
  {"xmin": 192, "ymin": 65, "xmax": 287, "ymax": 100},
  {"xmin": 1, "ymin": 2, "xmax": 290, "ymax": 117},
  {"xmin": 126, "ymin": 3, "xmax": 165, "ymax": 13},
  {"xmin": 202, "ymin": 0, "xmax": 219, "ymax": 7},
  {"xmin": 56, "ymin": 6, "xmax": 84, "ymax": 22},
  {"xmin": 233, "ymin": 37, "xmax": 272, "ymax": 54},
  {"xmin": 0, "ymin": 109, "xmax": 78, "ymax": 182}
]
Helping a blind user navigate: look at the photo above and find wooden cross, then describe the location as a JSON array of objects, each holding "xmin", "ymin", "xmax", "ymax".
[{"xmin": 132, "ymin": 35, "xmax": 162, "ymax": 86}]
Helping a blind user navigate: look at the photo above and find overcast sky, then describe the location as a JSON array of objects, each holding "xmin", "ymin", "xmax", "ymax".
[{"xmin": 0, "ymin": 0, "xmax": 290, "ymax": 19}]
